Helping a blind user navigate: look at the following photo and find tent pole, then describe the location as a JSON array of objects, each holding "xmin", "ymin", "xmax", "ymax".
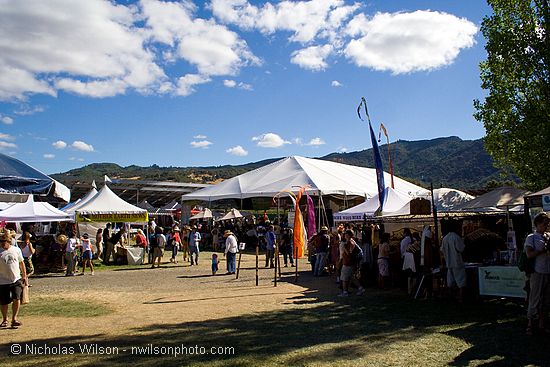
[{"xmin": 430, "ymin": 183, "xmax": 439, "ymax": 248}]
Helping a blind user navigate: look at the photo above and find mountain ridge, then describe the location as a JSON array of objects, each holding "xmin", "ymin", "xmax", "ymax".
[{"xmin": 51, "ymin": 136, "xmax": 517, "ymax": 190}]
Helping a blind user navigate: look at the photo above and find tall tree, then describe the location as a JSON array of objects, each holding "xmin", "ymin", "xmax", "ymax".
[{"xmin": 474, "ymin": 0, "xmax": 550, "ymax": 190}]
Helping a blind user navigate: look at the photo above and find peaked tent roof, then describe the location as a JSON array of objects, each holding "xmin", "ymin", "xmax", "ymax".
[
  {"xmin": 75, "ymin": 185, "xmax": 146, "ymax": 214},
  {"xmin": 432, "ymin": 188, "xmax": 475, "ymax": 212},
  {"xmin": 190, "ymin": 208, "xmax": 213, "ymax": 220},
  {"xmin": 0, "ymin": 195, "xmax": 71, "ymax": 222},
  {"xmin": 0, "ymin": 153, "xmax": 70, "ymax": 202},
  {"xmin": 333, "ymin": 187, "xmax": 413, "ymax": 221},
  {"xmin": 182, "ymin": 156, "xmax": 427, "ymax": 201},
  {"xmin": 137, "ymin": 200, "xmax": 157, "ymax": 212},
  {"xmin": 526, "ymin": 186, "xmax": 550, "ymax": 197},
  {"xmin": 456, "ymin": 187, "xmax": 527, "ymax": 211},
  {"xmin": 64, "ymin": 188, "xmax": 98, "ymax": 214}
]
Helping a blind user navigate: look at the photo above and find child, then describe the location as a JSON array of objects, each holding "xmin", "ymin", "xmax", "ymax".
[
  {"xmin": 211, "ymin": 253, "xmax": 219, "ymax": 275},
  {"xmin": 80, "ymin": 233, "xmax": 94, "ymax": 275}
]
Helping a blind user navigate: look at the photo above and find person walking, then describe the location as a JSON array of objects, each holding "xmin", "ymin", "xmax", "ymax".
[
  {"xmin": 314, "ymin": 226, "xmax": 330, "ymax": 276},
  {"xmin": 95, "ymin": 228, "xmax": 103, "ymax": 261},
  {"xmin": 19, "ymin": 233, "xmax": 35, "ymax": 283},
  {"xmin": 170, "ymin": 227, "xmax": 181, "ymax": 264},
  {"xmin": 224, "ymin": 230, "xmax": 238, "ymax": 275},
  {"xmin": 80, "ymin": 233, "xmax": 94, "ymax": 275},
  {"xmin": 338, "ymin": 230, "xmax": 365, "ymax": 297},
  {"xmin": 135, "ymin": 229, "xmax": 148, "ymax": 264},
  {"xmin": 0, "ymin": 230, "xmax": 27, "ymax": 328},
  {"xmin": 151, "ymin": 227, "xmax": 165, "ymax": 268},
  {"xmin": 65, "ymin": 232, "xmax": 79, "ymax": 276},
  {"xmin": 189, "ymin": 226, "xmax": 201, "ymax": 266},
  {"xmin": 265, "ymin": 225, "xmax": 276, "ymax": 268},
  {"xmin": 525, "ymin": 212, "xmax": 550, "ymax": 335},
  {"xmin": 280, "ymin": 227, "xmax": 294, "ymax": 267},
  {"xmin": 102, "ymin": 223, "xmax": 112, "ymax": 264},
  {"xmin": 440, "ymin": 221, "xmax": 466, "ymax": 302}
]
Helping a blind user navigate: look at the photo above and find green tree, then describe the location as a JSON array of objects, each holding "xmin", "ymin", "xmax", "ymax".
[{"xmin": 474, "ymin": 0, "xmax": 550, "ymax": 190}]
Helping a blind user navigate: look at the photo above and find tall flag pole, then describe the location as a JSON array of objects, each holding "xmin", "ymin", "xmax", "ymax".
[
  {"xmin": 357, "ymin": 97, "xmax": 386, "ymax": 211},
  {"xmin": 378, "ymin": 123, "xmax": 395, "ymax": 189}
]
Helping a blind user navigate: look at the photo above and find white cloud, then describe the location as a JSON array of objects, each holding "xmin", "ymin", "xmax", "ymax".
[
  {"xmin": 226, "ymin": 145, "xmax": 248, "ymax": 156},
  {"xmin": 224, "ymin": 80, "xmax": 237, "ymax": 88},
  {"xmin": 176, "ymin": 74, "xmax": 211, "ymax": 96},
  {"xmin": 291, "ymin": 45, "xmax": 333, "ymax": 71},
  {"xmin": 0, "ymin": 115, "xmax": 13, "ymax": 124},
  {"xmin": 344, "ymin": 11, "xmax": 477, "ymax": 74},
  {"xmin": 252, "ymin": 133, "xmax": 290, "ymax": 148},
  {"xmin": 69, "ymin": 157, "xmax": 85, "ymax": 162},
  {"xmin": 292, "ymin": 138, "xmax": 303, "ymax": 145},
  {"xmin": 43, "ymin": 154, "xmax": 55, "ymax": 159},
  {"xmin": 14, "ymin": 105, "xmax": 45, "ymax": 116},
  {"xmin": 52, "ymin": 140, "xmax": 67, "ymax": 149},
  {"xmin": 337, "ymin": 146, "xmax": 348, "ymax": 153},
  {"xmin": 307, "ymin": 137, "xmax": 326, "ymax": 146},
  {"xmin": 0, "ymin": 0, "xmax": 168, "ymax": 101},
  {"xmin": 0, "ymin": 141, "xmax": 17, "ymax": 150},
  {"xmin": 0, "ymin": 133, "xmax": 15, "ymax": 141},
  {"xmin": 211, "ymin": 0, "xmax": 359, "ymax": 44},
  {"xmin": 0, "ymin": 0, "xmax": 261, "ymax": 101},
  {"xmin": 193, "ymin": 134, "xmax": 207, "ymax": 139},
  {"xmin": 223, "ymin": 79, "xmax": 253, "ymax": 90},
  {"xmin": 331, "ymin": 80, "xmax": 342, "ymax": 87},
  {"xmin": 71, "ymin": 140, "xmax": 94, "ymax": 152},
  {"xmin": 190, "ymin": 140, "xmax": 213, "ymax": 149},
  {"xmin": 142, "ymin": 0, "xmax": 260, "ymax": 76}
]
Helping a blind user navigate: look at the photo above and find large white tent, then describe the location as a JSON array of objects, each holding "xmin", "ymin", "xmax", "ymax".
[
  {"xmin": 0, "ymin": 195, "xmax": 71, "ymax": 222},
  {"xmin": 182, "ymin": 156, "xmax": 427, "ymax": 202},
  {"xmin": 74, "ymin": 185, "xmax": 148, "ymax": 223}
]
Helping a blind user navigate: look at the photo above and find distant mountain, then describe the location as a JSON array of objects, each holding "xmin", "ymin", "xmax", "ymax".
[{"xmin": 51, "ymin": 137, "xmax": 517, "ymax": 190}]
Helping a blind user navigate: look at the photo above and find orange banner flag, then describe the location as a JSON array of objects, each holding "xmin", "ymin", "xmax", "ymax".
[{"xmin": 293, "ymin": 186, "xmax": 307, "ymax": 258}]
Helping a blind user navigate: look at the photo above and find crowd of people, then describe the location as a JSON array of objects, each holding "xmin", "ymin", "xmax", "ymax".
[{"xmin": 1, "ymin": 211, "xmax": 548, "ymax": 334}]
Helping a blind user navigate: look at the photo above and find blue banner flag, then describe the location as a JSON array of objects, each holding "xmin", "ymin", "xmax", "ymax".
[{"xmin": 357, "ymin": 97, "xmax": 386, "ymax": 211}]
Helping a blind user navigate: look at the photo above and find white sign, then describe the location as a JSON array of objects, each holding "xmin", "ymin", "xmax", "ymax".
[{"xmin": 478, "ymin": 266, "xmax": 526, "ymax": 298}]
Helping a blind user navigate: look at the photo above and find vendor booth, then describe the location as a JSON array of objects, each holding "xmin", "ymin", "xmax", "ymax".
[
  {"xmin": 0, "ymin": 195, "xmax": 72, "ymax": 222},
  {"xmin": 75, "ymin": 185, "xmax": 148, "ymax": 265}
]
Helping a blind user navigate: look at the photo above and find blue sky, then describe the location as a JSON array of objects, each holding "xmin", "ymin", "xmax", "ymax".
[{"xmin": 0, "ymin": 0, "xmax": 492, "ymax": 174}]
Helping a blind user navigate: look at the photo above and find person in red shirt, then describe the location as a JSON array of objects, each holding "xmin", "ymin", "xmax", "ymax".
[
  {"xmin": 170, "ymin": 227, "xmax": 181, "ymax": 264},
  {"xmin": 135, "ymin": 229, "xmax": 148, "ymax": 264}
]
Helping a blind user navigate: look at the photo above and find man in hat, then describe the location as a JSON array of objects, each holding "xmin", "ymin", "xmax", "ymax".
[
  {"xmin": 0, "ymin": 230, "xmax": 27, "ymax": 328},
  {"xmin": 224, "ymin": 230, "xmax": 238, "ymax": 275}
]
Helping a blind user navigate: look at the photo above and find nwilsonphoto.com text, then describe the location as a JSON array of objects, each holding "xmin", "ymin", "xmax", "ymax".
[{"xmin": 8, "ymin": 343, "xmax": 235, "ymax": 357}]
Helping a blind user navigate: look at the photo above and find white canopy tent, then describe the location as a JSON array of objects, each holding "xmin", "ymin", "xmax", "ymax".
[
  {"xmin": 432, "ymin": 188, "xmax": 475, "ymax": 212},
  {"xmin": 0, "ymin": 195, "xmax": 71, "ymax": 222},
  {"xmin": 64, "ymin": 188, "xmax": 98, "ymax": 216},
  {"xmin": 333, "ymin": 187, "xmax": 413, "ymax": 221},
  {"xmin": 217, "ymin": 208, "xmax": 243, "ymax": 221},
  {"xmin": 455, "ymin": 186, "xmax": 527, "ymax": 213},
  {"xmin": 74, "ymin": 185, "xmax": 148, "ymax": 223},
  {"xmin": 190, "ymin": 208, "xmax": 213, "ymax": 220},
  {"xmin": 182, "ymin": 156, "xmax": 427, "ymax": 201}
]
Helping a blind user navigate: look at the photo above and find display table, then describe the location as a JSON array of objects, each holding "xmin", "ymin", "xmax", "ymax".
[
  {"xmin": 478, "ymin": 266, "xmax": 526, "ymax": 298},
  {"xmin": 126, "ymin": 247, "xmax": 144, "ymax": 265}
]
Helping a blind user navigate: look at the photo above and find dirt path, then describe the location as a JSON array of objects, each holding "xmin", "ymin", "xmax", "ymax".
[{"xmin": 3, "ymin": 252, "xmax": 327, "ymax": 342}]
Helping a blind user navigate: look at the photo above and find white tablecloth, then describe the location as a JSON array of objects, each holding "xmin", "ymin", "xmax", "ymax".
[{"xmin": 126, "ymin": 247, "xmax": 144, "ymax": 265}]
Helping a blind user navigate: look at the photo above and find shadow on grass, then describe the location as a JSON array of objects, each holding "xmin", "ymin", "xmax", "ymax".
[{"xmin": 2, "ymin": 272, "xmax": 548, "ymax": 367}]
